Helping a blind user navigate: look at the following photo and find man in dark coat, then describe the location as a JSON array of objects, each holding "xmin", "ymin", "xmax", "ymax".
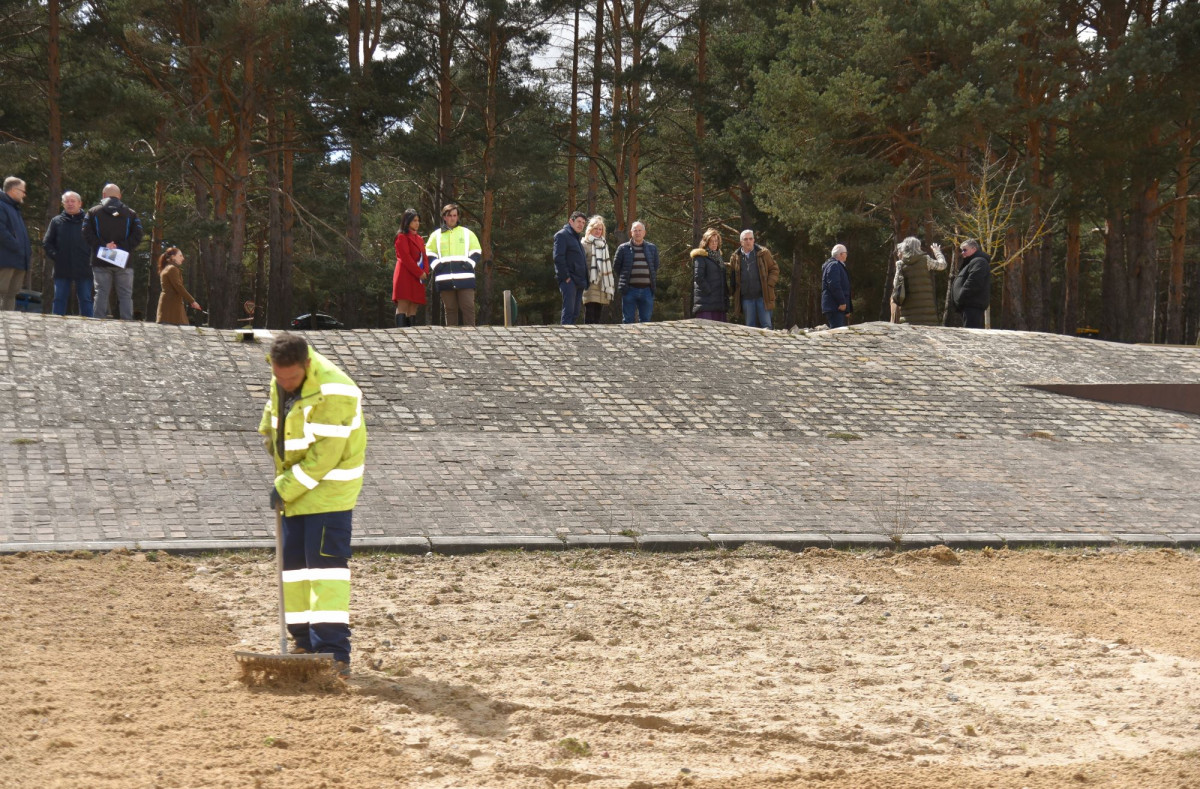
[
  {"xmin": 952, "ymin": 238, "xmax": 992, "ymax": 329},
  {"xmin": 43, "ymin": 191, "xmax": 95, "ymax": 317},
  {"xmin": 0, "ymin": 176, "xmax": 32, "ymax": 312},
  {"xmin": 820, "ymin": 244, "xmax": 853, "ymax": 328},
  {"xmin": 553, "ymin": 211, "xmax": 588, "ymax": 325},
  {"xmin": 83, "ymin": 183, "xmax": 143, "ymax": 320}
]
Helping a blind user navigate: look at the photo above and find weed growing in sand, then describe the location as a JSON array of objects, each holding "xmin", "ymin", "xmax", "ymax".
[
  {"xmin": 10, "ymin": 437, "xmax": 38, "ymax": 445},
  {"xmin": 556, "ymin": 737, "xmax": 591, "ymax": 758}
]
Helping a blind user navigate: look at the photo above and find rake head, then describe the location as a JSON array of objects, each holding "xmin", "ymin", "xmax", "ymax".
[{"xmin": 234, "ymin": 650, "xmax": 336, "ymax": 686}]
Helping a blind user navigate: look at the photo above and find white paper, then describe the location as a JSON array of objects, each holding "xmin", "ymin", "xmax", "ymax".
[{"xmin": 96, "ymin": 247, "xmax": 129, "ymax": 268}]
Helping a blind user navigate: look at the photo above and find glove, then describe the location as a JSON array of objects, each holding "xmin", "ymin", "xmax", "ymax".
[{"xmin": 270, "ymin": 486, "xmax": 284, "ymax": 511}]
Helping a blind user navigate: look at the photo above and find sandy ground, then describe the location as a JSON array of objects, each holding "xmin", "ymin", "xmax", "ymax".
[{"xmin": 3, "ymin": 546, "xmax": 1200, "ymax": 788}]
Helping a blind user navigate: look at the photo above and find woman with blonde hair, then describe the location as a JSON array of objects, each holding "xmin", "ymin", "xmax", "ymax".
[
  {"xmin": 155, "ymin": 247, "xmax": 201, "ymax": 325},
  {"xmin": 690, "ymin": 227, "xmax": 728, "ymax": 322},
  {"xmin": 891, "ymin": 236, "xmax": 945, "ymax": 325},
  {"xmin": 581, "ymin": 215, "xmax": 614, "ymax": 324}
]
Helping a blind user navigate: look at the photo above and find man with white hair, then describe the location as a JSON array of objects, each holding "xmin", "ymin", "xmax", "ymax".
[
  {"xmin": 0, "ymin": 176, "xmax": 32, "ymax": 311},
  {"xmin": 83, "ymin": 183, "xmax": 143, "ymax": 320},
  {"xmin": 43, "ymin": 191, "xmax": 95, "ymax": 316},
  {"xmin": 821, "ymin": 243, "xmax": 853, "ymax": 328},
  {"xmin": 612, "ymin": 220, "xmax": 659, "ymax": 323},
  {"xmin": 729, "ymin": 229, "xmax": 780, "ymax": 329}
]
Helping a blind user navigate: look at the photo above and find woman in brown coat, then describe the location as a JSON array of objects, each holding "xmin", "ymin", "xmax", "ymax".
[{"xmin": 156, "ymin": 247, "xmax": 201, "ymax": 325}]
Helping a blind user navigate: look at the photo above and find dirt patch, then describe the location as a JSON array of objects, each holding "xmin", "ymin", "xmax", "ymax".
[{"xmin": 4, "ymin": 546, "xmax": 1200, "ymax": 788}]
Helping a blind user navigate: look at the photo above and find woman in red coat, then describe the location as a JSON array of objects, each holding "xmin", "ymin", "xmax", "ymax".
[{"xmin": 392, "ymin": 208, "xmax": 428, "ymax": 327}]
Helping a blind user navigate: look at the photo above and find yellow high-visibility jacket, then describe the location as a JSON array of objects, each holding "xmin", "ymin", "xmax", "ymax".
[{"xmin": 259, "ymin": 348, "xmax": 367, "ymax": 516}]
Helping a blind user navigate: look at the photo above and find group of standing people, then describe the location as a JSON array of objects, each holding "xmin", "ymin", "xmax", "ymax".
[
  {"xmin": 554, "ymin": 212, "xmax": 660, "ymax": 325},
  {"xmin": 391, "ymin": 203, "xmax": 481, "ymax": 327},
  {"xmin": 887, "ymin": 236, "xmax": 992, "ymax": 329},
  {"xmin": 1, "ymin": 176, "xmax": 202, "ymax": 324}
]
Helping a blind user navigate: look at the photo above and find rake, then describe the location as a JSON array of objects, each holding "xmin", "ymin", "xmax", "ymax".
[{"xmin": 234, "ymin": 509, "xmax": 334, "ymax": 683}]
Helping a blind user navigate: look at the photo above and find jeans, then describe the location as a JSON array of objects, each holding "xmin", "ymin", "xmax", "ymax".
[
  {"xmin": 621, "ymin": 287, "xmax": 654, "ymax": 323},
  {"xmin": 961, "ymin": 307, "xmax": 985, "ymax": 329},
  {"xmin": 742, "ymin": 298, "xmax": 772, "ymax": 329},
  {"xmin": 53, "ymin": 277, "xmax": 94, "ymax": 317},
  {"xmin": 825, "ymin": 310, "xmax": 847, "ymax": 329},
  {"xmin": 281, "ymin": 509, "xmax": 353, "ymax": 663},
  {"xmin": 559, "ymin": 280, "xmax": 583, "ymax": 325},
  {"xmin": 93, "ymin": 266, "xmax": 134, "ymax": 320}
]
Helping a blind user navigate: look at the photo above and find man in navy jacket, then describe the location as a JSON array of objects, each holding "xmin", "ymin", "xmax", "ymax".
[
  {"xmin": 43, "ymin": 191, "xmax": 95, "ymax": 317},
  {"xmin": 0, "ymin": 176, "xmax": 31, "ymax": 312},
  {"xmin": 553, "ymin": 211, "xmax": 588, "ymax": 325},
  {"xmin": 821, "ymin": 244, "xmax": 853, "ymax": 329}
]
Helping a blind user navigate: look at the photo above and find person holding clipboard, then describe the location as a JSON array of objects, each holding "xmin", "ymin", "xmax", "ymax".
[{"xmin": 83, "ymin": 183, "xmax": 143, "ymax": 320}]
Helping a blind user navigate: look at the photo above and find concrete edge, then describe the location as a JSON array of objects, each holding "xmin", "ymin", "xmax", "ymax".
[
  {"xmin": 708, "ymin": 533, "xmax": 834, "ymax": 551},
  {"xmin": 427, "ymin": 535, "xmax": 567, "ymax": 555},
  {"xmin": 4, "ymin": 532, "xmax": 1198, "ymax": 555},
  {"xmin": 633, "ymin": 533, "xmax": 713, "ymax": 552}
]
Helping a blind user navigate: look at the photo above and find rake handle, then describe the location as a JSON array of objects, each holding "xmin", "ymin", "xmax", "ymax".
[{"xmin": 275, "ymin": 507, "xmax": 288, "ymax": 656}]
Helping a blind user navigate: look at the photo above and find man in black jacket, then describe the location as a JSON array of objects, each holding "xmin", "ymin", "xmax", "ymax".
[
  {"xmin": 952, "ymin": 239, "xmax": 991, "ymax": 329},
  {"xmin": 43, "ymin": 191, "xmax": 95, "ymax": 317},
  {"xmin": 83, "ymin": 184, "xmax": 143, "ymax": 320}
]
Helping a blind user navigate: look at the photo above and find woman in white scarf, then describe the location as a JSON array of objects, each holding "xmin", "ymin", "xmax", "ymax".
[{"xmin": 581, "ymin": 215, "xmax": 615, "ymax": 323}]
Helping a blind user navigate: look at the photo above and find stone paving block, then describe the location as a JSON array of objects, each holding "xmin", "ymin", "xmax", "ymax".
[
  {"xmin": 708, "ymin": 533, "xmax": 833, "ymax": 551},
  {"xmin": 428, "ymin": 535, "xmax": 566, "ymax": 555},
  {"xmin": 635, "ymin": 533, "xmax": 713, "ymax": 552},
  {"xmin": 1169, "ymin": 533, "xmax": 1200, "ymax": 548},
  {"xmin": 564, "ymin": 534, "xmax": 638, "ymax": 550}
]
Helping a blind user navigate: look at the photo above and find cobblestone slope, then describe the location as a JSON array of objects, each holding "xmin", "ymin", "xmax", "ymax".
[{"xmin": 3, "ymin": 314, "xmax": 1198, "ymax": 551}]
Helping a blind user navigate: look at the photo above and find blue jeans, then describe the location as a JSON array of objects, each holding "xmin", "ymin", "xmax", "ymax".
[
  {"xmin": 281, "ymin": 509, "xmax": 353, "ymax": 663},
  {"xmin": 559, "ymin": 280, "xmax": 583, "ymax": 325},
  {"xmin": 742, "ymin": 298, "xmax": 772, "ymax": 329},
  {"xmin": 621, "ymin": 287, "xmax": 654, "ymax": 323},
  {"xmin": 826, "ymin": 310, "xmax": 847, "ymax": 329},
  {"xmin": 53, "ymin": 277, "xmax": 94, "ymax": 317}
]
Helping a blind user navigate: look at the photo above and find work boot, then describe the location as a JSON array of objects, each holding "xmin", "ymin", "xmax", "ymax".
[
  {"xmin": 334, "ymin": 660, "xmax": 350, "ymax": 679},
  {"xmin": 290, "ymin": 647, "xmax": 309, "ymax": 654}
]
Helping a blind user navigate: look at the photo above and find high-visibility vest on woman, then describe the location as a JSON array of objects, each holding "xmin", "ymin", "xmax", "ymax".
[{"xmin": 258, "ymin": 348, "xmax": 367, "ymax": 516}]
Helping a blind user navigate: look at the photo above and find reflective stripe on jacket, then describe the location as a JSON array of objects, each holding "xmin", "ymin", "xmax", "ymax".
[
  {"xmin": 425, "ymin": 225, "xmax": 481, "ymax": 291},
  {"xmin": 258, "ymin": 348, "xmax": 367, "ymax": 516}
]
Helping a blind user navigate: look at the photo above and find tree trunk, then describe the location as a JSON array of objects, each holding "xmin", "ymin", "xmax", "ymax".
[
  {"xmin": 41, "ymin": 0, "xmax": 62, "ymax": 308},
  {"xmin": 567, "ymin": 2, "xmax": 580, "ymax": 213},
  {"xmin": 1127, "ymin": 178, "xmax": 1160, "ymax": 343},
  {"xmin": 1062, "ymin": 213, "xmax": 1081, "ymax": 335},
  {"xmin": 586, "ymin": 0, "xmax": 603, "ymax": 216},
  {"xmin": 145, "ymin": 176, "xmax": 165, "ymax": 321},
  {"xmin": 1166, "ymin": 124, "xmax": 1191, "ymax": 344},
  {"xmin": 1100, "ymin": 207, "xmax": 1128, "ymax": 341},
  {"xmin": 690, "ymin": 9, "xmax": 706, "ymax": 250},
  {"xmin": 479, "ymin": 22, "xmax": 502, "ymax": 326},
  {"xmin": 437, "ymin": 0, "xmax": 457, "ymax": 207},
  {"xmin": 625, "ymin": 0, "xmax": 647, "ymax": 227},
  {"xmin": 609, "ymin": 0, "xmax": 626, "ymax": 236}
]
